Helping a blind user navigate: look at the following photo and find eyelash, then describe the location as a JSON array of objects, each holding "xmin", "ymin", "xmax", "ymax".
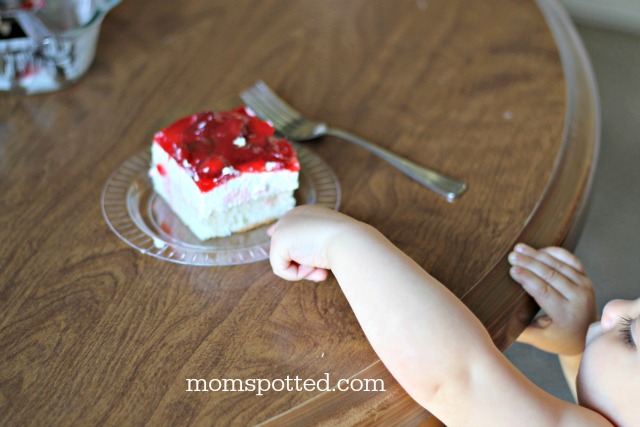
[{"xmin": 619, "ymin": 317, "xmax": 636, "ymax": 349}]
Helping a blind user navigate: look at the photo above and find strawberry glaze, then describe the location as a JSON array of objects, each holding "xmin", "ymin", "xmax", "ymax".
[{"xmin": 153, "ymin": 107, "xmax": 300, "ymax": 192}]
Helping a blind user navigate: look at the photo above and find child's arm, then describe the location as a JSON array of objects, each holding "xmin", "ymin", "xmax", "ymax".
[
  {"xmin": 269, "ymin": 206, "xmax": 609, "ymax": 426},
  {"xmin": 508, "ymin": 244, "xmax": 597, "ymax": 399}
]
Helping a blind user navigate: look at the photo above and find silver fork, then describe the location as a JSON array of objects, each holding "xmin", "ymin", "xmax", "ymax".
[{"xmin": 241, "ymin": 81, "xmax": 467, "ymax": 201}]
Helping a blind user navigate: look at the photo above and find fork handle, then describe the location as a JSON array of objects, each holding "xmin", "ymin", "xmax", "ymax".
[{"xmin": 325, "ymin": 128, "xmax": 467, "ymax": 201}]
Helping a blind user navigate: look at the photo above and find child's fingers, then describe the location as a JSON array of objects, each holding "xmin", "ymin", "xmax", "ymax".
[
  {"xmin": 509, "ymin": 252, "xmax": 577, "ymax": 300},
  {"xmin": 540, "ymin": 246, "xmax": 585, "ymax": 273},
  {"xmin": 514, "ymin": 244, "xmax": 585, "ymax": 286},
  {"xmin": 531, "ymin": 247, "xmax": 585, "ymax": 286},
  {"xmin": 509, "ymin": 252, "xmax": 576, "ymax": 299},
  {"xmin": 510, "ymin": 265, "xmax": 567, "ymax": 315},
  {"xmin": 273, "ymin": 260, "xmax": 328, "ymax": 282},
  {"xmin": 271, "ymin": 259, "xmax": 298, "ymax": 281},
  {"xmin": 294, "ymin": 266, "xmax": 328, "ymax": 282},
  {"xmin": 269, "ymin": 238, "xmax": 297, "ymax": 280},
  {"xmin": 269, "ymin": 237, "xmax": 328, "ymax": 282},
  {"xmin": 305, "ymin": 268, "xmax": 329, "ymax": 282}
]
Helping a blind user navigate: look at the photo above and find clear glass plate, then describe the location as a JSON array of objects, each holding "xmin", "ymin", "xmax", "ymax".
[{"xmin": 101, "ymin": 145, "xmax": 341, "ymax": 266}]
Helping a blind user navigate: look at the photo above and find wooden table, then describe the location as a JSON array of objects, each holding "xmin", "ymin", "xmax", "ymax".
[{"xmin": 1, "ymin": 0, "xmax": 598, "ymax": 425}]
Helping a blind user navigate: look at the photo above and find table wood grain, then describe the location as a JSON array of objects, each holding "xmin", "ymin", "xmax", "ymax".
[{"xmin": 0, "ymin": 0, "xmax": 598, "ymax": 425}]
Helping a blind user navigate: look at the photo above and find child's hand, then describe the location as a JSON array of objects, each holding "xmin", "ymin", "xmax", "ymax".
[
  {"xmin": 268, "ymin": 205, "xmax": 365, "ymax": 282},
  {"xmin": 508, "ymin": 243, "xmax": 597, "ymax": 356}
]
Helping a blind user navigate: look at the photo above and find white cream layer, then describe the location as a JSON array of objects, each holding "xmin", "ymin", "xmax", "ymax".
[{"xmin": 149, "ymin": 142, "xmax": 299, "ymax": 239}]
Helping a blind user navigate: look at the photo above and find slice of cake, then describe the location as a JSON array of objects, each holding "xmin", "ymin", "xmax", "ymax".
[{"xmin": 149, "ymin": 106, "xmax": 300, "ymax": 240}]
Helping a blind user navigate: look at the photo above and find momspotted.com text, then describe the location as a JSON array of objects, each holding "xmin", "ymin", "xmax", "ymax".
[{"xmin": 186, "ymin": 373, "xmax": 385, "ymax": 396}]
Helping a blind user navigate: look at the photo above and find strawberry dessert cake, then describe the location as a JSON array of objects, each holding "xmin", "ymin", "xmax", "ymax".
[{"xmin": 149, "ymin": 106, "xmax": 300, "ymax": 240}]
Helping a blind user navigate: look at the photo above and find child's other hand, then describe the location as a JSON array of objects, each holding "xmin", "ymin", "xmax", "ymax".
[
  {"xmin": 508, "ymin": 243, "xmax": 597, "ymax": 355},
  {"xmin": 268, "ymin": 205, "xmax": 364, "ymax": 282}
]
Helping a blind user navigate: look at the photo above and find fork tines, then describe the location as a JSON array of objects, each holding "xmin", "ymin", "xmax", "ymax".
[{"xmin": 240, "ymin": 80, "xmax": 303, "ymax": 129}]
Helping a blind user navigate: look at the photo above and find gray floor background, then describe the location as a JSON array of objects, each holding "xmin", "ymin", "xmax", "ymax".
[{"xmin": 504, "ymin": 20, "xmax": 640, "ymax": 402}]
